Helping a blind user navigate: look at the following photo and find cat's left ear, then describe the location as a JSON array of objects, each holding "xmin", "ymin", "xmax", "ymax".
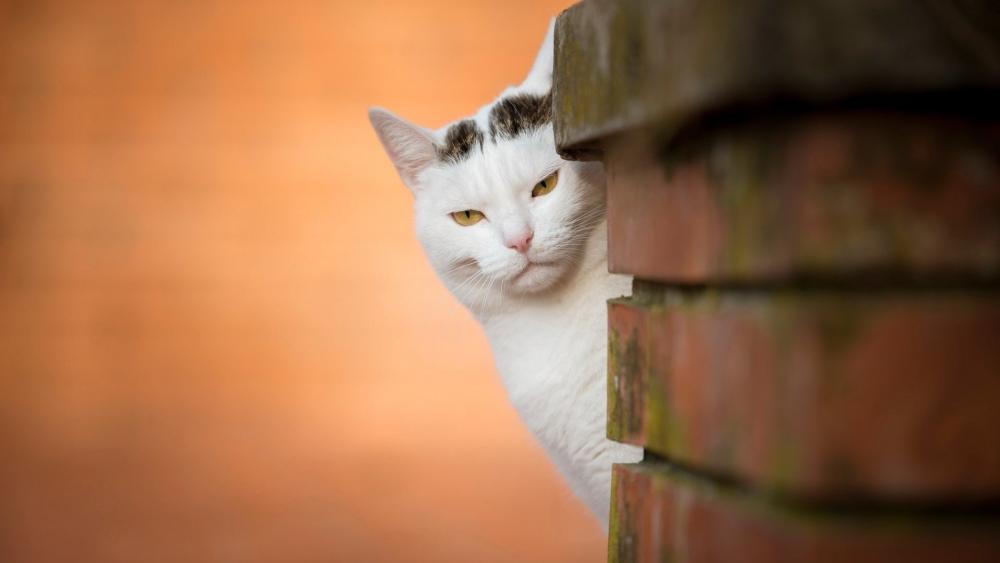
[
  {"xmin": 368, "ymin": 107, "xmax": 438, "ymax": 192},
  {"xmin": 520, "ymin": 18, "xmax": 555, "ymax": 91}
]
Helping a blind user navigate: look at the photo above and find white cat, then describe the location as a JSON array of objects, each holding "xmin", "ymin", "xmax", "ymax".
[{"xmin": 368, "ymin": 20, "xmax": 642, "ymax": 529}]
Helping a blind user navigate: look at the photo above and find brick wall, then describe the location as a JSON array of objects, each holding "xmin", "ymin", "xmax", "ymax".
[{"xmin": 554, "ymin": 1, "xmax": 1000, "ymax": 561}]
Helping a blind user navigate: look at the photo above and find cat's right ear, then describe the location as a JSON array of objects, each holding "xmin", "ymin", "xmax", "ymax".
[
  {"xmin": 520, "ymin": 18, "xmax": 555, "ymax": 91},
  {"xmin": 368, "ymin": 107, "xmax": 438, "ymax": 192}
]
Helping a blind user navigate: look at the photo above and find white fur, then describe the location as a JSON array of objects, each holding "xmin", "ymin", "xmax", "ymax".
[{"xmin": 369, "ymin": 19, "xmax": 642, "ymax": 529}]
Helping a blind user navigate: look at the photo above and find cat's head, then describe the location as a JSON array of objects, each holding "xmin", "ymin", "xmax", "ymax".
[{"xmin": 368, "ymin": 20, "xmax": 605, "ymax": 312}]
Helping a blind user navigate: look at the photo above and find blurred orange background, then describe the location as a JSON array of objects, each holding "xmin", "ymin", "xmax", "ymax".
[{"xmin": 0, "ymin": 1, "xmax": 604, "ymax": 562}]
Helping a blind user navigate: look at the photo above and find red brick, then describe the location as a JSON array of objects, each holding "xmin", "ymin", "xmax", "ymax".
[
  {"xmin": 605, "ymin": 113, "xmax": 1000, "ymax": 283},
  {"xmin": 610, "ymin": 463, "xmax": 1000, "ymax": 563},
  {"xmin": 608, "ymin": 288, "xmax": 1000, "ymax": 500}
]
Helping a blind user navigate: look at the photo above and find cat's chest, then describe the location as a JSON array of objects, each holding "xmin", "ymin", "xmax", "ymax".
[{"xmin": 481, "ymin": 278, "xmax": 616, "ymax": 410}]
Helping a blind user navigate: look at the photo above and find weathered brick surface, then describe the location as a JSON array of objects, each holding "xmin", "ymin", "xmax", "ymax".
[
  {"xmin": 605, "ymin": 113, "xmax": 1000, "ymax": 283},
  {"xmin": 608, "ymin": 286, "xmax": 1000, "ymax": 500},
  {"xmin": 555, "ymin": 2, "xmax": 1000, "ymax": 561},
  {"xmin": 610, "ymin": 462, "xmax": 1000, "ymax": 563},
  {"xmin": 553, "ymin": 0, "xmax": 1000, "ymax": 156}
]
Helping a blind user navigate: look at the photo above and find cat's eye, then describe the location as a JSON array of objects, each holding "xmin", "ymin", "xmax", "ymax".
[
  {"xmin": 451, "ymin": 209, "xmax": 485, "ymax": 226},
  {"xmin": 531, "ymin": 171, "xmax": 559, "ymax": 197}
]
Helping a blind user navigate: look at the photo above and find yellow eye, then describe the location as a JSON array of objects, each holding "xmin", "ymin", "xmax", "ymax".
[
  {"xmin": 451, "ymin": 209, "xmax": 485, "ymax": 226},
  {"xmin": 531, "ymin": 171, "xmax": 559, "ymax": 197}
]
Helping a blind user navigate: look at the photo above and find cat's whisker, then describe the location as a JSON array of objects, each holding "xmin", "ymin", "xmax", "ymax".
[
  {"xmin": 571, "ymin": 208, "xmax": 606, "ymax": 221},
  {"xmin": 545, "ymin": 240, "xmax": 587, "ymax": 255},
  {"xmin": 450, "ymin": 270, "xmax": 478, "ymax": 289},
  {"xmin": 482, "ymin": 278, "xmax": 494, "ymax": 311},
  {"xmin": 451, "ymin": 270, "xmax": 489, "ymax": 296},
  {"xmin": 573, "ymin": 209, "xmax": 608, "ymax": 224},
  {"xmin": 470, "ymin": 275, "xmax": 484, "ymax": 305},
  {"xmin": 440, "ymin": 259, "xmax": 479, "ymax": 277},
  {"xmin": 564, "ymin": 214, "xmax": 605, "ymax": 231},
  {"xmin": 474, "ymin": 273, "xmax": 496, "ymax": 312}
]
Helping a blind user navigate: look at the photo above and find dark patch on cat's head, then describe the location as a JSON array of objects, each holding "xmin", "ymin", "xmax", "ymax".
[
  {"xmin": 488, "ymin": 91, "xmax": 552, "ymax": 142},
  {"xmin": 437, "ymin": 120, "xmax": 484, "ymax": 163}
]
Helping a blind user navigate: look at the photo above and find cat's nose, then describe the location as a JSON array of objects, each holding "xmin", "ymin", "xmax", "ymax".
[{"xmin": 506, "ymin": 231, "xmax": 534, "ymax": 253}]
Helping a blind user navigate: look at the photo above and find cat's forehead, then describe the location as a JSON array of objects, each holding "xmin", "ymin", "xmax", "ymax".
[
  {"xmin": 435, "ymin": 89, "xmax": 552, "ymax": 165},
  {"xmin": 419, "ymin": 125, "xmax": 559, "ymax": 208},
  {"xmin": 427, "ymin": 127, "xmax": 555, "ymax": 192}
]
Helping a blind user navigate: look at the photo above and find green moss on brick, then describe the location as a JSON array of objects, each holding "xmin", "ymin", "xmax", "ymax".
[
  {"xmin": 644, "ymin": 368, "xmax": 690, "ymax": 459},
  {"xmin": 607, "ymin": 468, "xmax": 622, "ymax": 563},
  {"xmin": 606, "ymin": 324, "xmax": 628, "ymax": 440}
]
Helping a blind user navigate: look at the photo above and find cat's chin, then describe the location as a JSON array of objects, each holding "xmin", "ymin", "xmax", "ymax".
[{"xmin": 507, "ymin": 260, "xmax": 565, "ymax": 294}]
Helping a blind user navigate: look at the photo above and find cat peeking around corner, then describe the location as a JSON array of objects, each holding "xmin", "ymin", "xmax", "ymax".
[{"xmin": 368, "ymin": 19, "xmax": 642, "ymax": 530}]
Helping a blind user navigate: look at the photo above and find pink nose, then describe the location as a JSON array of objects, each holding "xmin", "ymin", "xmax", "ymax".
[{"xmin": 506, "ymin": 232, "xmax": 533, "ymax": 253}]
